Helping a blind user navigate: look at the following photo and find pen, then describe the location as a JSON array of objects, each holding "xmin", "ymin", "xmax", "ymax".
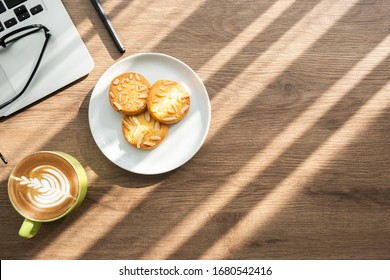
[{"xmin": 90, "ymin": 0, "xmax": 126, "ymax": 54}]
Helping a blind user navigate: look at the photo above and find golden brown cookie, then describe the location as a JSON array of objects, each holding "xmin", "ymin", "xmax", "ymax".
[
  {"xmin": 147, "ymin": 80, "xmax": 190, "ymax": 124},
  {"xmin": 122, "ymin": 111, "xmax": 169, "ymax": 150},
  {"xmin": 109, "ymin": 72, "xmax": 151, "ymax": 115}
]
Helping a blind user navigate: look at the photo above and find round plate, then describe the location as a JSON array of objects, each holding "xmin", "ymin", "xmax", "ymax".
[{"xmin": 88, "ymin": 53, "xmax": 211, "ymax": 174}]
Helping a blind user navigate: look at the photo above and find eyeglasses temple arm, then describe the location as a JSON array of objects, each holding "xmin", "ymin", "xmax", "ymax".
[{"xmin": 0, "ymin": 152, "xmax": 8, "ymax": 164}]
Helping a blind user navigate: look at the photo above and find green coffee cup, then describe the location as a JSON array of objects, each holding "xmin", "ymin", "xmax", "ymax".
[{"xmin": 8, "ymin": 151, "xmax": 88, "ymax": 238}]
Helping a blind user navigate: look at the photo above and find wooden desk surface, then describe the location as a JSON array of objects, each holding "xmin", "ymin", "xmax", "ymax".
[{"xmin": 0, "ymin": 0, "xmax": 389, "ymax": 260}]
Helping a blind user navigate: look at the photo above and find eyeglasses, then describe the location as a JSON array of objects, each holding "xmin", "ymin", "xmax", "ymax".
[
  {"xmin": 0, "ymin": 152, "xmax": 7, "ymax": 164},
  {"xmin": 0, "ymin": 24, "xmax": 51, "ymax": 110}
]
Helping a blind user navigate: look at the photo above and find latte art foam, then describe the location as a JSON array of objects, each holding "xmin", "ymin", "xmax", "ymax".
[
  {"xmin": 8, "ymin": 152, "xmax": 79, "ymax": 221},
  {"xmin": 14, "ymin": 166, "xmax": 75, "ymax": 209}
]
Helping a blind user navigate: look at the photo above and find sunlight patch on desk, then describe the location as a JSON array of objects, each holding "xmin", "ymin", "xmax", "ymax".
[
  {"xmin": 35, "ymin": 182, "xmax": 160, "ymax": 259},
  {"xmin": 143, "ymin": 0, "xmax": 207, "ymax": 50},
  {"xmin": 1, "ymin": 111, "xmax": 80, "ymax": 165},
  {"xmin": 197, "ymin": 0, "xmax": 297, "ymax": 81},
  {"xmin": 139, "ymin": 0, "xmax": 362, "ymax": 259},
  {"xmin": 139, "ymin": 36, "xmax": 390, "ymax": 259},
  {"xmin": 200, "ymin": 82, "xmax": 390, "ymax": 259},
  {"xmin": 208, "ymin": 0, "xmax": 359, "ymax": 139}
]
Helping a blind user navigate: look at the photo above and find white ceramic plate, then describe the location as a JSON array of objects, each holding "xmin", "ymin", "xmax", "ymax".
[{"xmin": 88, "ymin": 53, "xmax": 211, "ymax": 174}]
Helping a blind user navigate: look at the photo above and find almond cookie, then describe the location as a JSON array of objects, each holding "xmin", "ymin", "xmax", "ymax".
[
  {"xmin": 147, "ymin": 80, "xmax": 190, "ymax": 124},
  {"xmin": 122, "ymin": 111, "xmax": 169, "ymax": 150},
  {"xmin": 109, "ymin": 72, "xmax": 151, "ymax": 115}
]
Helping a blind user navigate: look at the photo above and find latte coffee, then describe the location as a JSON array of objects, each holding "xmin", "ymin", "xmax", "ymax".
[{"xmin": 8, "ymin": 152, "xmax": 80, "ymax": 221}]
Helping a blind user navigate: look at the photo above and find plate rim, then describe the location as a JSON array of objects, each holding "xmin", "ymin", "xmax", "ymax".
[{"xmin": 88, "ymin": 52, "xmax": 211, "ymax": 175}]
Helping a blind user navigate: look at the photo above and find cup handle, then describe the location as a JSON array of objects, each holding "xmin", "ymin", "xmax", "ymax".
[{"xmin": 19, "ymin": 219, "xmax": 41, "ymax": 238}]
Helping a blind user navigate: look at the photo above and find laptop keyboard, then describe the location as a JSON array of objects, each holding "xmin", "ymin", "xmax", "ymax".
[{"xmin": 0, "ymin": 0, "xmax": 43, "ymax": 33}]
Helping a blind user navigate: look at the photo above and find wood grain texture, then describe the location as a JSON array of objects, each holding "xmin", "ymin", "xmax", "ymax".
[{"xmin": 0, "ymin": 0, "xmax": 389, "ymax": 259}]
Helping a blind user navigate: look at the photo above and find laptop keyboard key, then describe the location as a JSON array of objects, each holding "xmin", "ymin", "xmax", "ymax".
[
  {"xmin": 17, "ymin": 11, "xmax": 29, "ymax": 21},
  {"xmin": 0, "ymin": 22, "xmax": 4, "ymax": 32},
  {"xmin": 14, "ymin": 4, "xmax": 27, "ymax": 15},
  {"xmin": 0, "ymin": 1, "xmax": 6, "ymax": 14},
  {"xmin": 14, "ymin": 5, "xmax": 29, "ymax": 21},
  {"xmin": 30, "ymin": 4, "xmax": 43, "ymax": 15},
  {"xmin": 4, "ymin": 0, "xmax": 27, "ymax": 9},
  {"xmin": 4, "ymin": 17, "xmax": 17, "ymax": 28}
]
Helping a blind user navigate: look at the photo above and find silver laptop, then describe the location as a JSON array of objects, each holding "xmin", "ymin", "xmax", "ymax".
[{"xmin": 0, "ymin": 0, "xmax": 94, "ymax": 117}]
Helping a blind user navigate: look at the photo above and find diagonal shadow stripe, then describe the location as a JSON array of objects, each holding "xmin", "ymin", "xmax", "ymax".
[
  {"xmin": 167, "ymin": 56, "xmax": 390, "ymax": 259},
  {"xmin": 74, "ymin": 0, "xmax": 389, "ymax": 259}
]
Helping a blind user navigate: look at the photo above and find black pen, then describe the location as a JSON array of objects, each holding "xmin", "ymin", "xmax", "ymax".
[{"xmin": 90, "ymin": 0, "xmax": 126, "ymax": 54}]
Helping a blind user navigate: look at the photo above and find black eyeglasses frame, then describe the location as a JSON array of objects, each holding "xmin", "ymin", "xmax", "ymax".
[{"xmin": 0, "ymin": 24, "xmax": 51, "ymax": 110}]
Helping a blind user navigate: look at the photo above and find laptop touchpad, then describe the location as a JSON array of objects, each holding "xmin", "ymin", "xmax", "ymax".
[
  {"xmin": 0, "ymin": 65, "xmax": 16, "ymax": 105},
  {"xmin": 0, "ymin": 31, "xmax": 43, "ymax": 107}
]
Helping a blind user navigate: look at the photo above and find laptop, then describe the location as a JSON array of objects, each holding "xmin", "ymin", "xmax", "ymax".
[{"xmin": 0, "ymin": 0, "xmax": 94, "ymax": 117}]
